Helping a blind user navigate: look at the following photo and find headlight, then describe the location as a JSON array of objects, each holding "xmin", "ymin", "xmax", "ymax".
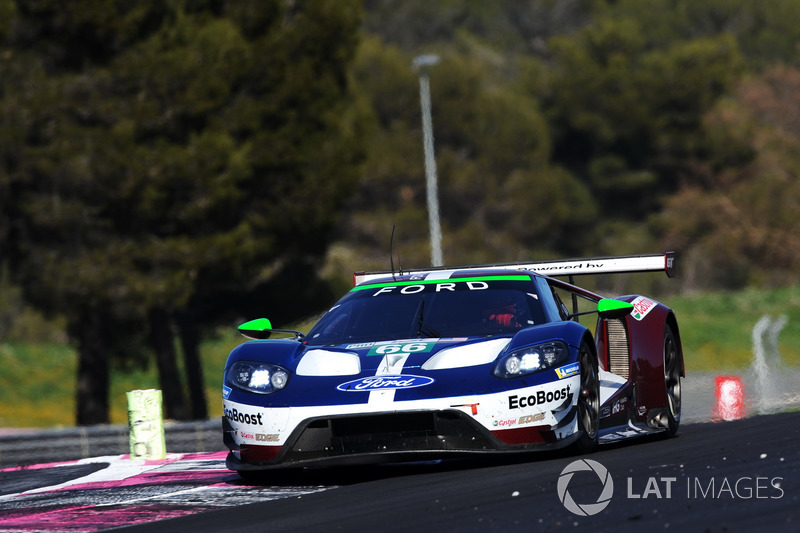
[
  {"xmin": 493, "ymin": 341, "xmax": 570, "ymax": 378},
  {"xmin": 225, "ymin": 361, "xmax": 290, "ymax": 394}
]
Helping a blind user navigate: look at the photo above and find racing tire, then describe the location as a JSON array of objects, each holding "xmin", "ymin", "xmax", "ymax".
[
  {"xmin": 663, "ymin": 324, "xmax": 682, "ymax": 436},
  {"xmin": 572, "ymin": 340, "xmax": 599, "ymax": 453}
]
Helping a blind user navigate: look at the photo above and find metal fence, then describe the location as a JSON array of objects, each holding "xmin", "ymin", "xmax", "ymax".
[{"xmin": 0, "ymin": 418, "xmax": 225, "ymax": 468}]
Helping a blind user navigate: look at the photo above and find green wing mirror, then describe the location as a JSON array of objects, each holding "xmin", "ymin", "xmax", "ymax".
[
  {"xmin": 238, "ymin": 318, "xmax": 305, "ymax": 340},
  {"xmin": 597, "ymin": 299, "xmax": 634, "ymax": 320}
]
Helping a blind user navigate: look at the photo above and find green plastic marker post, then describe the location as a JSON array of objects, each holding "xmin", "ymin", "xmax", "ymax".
[{"xmin": 126, "ymin": 389, "xmax": 167, "ymax": 460}]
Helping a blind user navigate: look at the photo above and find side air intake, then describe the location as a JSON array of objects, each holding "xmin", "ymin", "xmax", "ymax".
[{"xmin": 607, "ymin": 319, "xmax": 630, "ymax": 379}]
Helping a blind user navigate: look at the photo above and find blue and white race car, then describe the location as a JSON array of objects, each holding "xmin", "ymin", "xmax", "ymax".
[{"xmin": 222, "ymin": 253, "xmax": 683, "ymax": 477}]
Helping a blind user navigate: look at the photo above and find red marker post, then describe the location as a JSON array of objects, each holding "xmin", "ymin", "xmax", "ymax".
[{"xmin": 713, "ymin": 376, "xmax": 746, "ymax": 421}]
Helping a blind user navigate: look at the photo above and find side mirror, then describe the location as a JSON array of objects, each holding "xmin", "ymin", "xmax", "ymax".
[
  {"xmin": 238, "ymin": 318, "xmax": 274, "ymax": 339},
  {"xmin": 238, "ymin": 318, "xmax": 305, "ymax": 340},
  {"xmin": 597, "ymin": 299, "xmax": 634, "ymax": 320}
]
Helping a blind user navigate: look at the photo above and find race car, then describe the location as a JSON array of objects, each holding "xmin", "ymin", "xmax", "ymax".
[{"xmin": 222, "ymin": 253, "xmax": 683, "ymax": 476}]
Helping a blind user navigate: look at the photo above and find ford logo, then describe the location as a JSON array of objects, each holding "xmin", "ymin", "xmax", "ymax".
[{"xmin": 336, "ymin": 374, "xmax": 435, "ymax": 392}]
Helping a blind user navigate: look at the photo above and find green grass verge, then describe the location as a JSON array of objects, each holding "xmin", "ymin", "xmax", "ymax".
[
  {"xmin": 1, "ymin": 287, "xmax": 799, "ymax": 428},
  {"xmin": 666, "ymin": 285, "xmax": 800, "ymax": 372},
  {"xmin": 0, "ymin": 334, "xmax": 246, "ymax": 428},
  {"xmin": 0, "ymin": 341, "xmax": 76, "ymax": 427}
]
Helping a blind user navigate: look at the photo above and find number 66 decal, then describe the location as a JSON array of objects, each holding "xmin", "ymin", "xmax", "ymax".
[{"xmin": 368, "ymin": 341, "xmax": 436, "ymax": 356}]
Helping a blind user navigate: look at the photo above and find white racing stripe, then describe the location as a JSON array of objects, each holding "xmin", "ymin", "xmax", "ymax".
[
  {"xmin": 367, "ymin": 353, "xmax": 411, "ymax": 406},
  {"xmin": 599, "ymin": 369, "xmax": 627, "ymax": 405}
]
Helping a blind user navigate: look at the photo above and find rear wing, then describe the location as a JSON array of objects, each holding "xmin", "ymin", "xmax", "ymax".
[{"xmin": 353, "ymin": 252, "xmax": 676, "ymax": 286}]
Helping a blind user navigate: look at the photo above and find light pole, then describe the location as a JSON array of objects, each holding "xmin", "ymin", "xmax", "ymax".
[{"xmin": 413, "ymin": 54, "xmax": 443, "ymax": 267}]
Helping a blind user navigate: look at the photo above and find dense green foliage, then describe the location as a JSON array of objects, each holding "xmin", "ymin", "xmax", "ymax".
[
  {"xmin": 1, "ymin": 0, "xmax": 366, "ymax": 423},
  {"xmin": 3, "ymin": 0, "xmax": 800, "ymax": 425},
  {"xmin": 340, "ymin": 0, "xmax": 800, "ymax": 289}
]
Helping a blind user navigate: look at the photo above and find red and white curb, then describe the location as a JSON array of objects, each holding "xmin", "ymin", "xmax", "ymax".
[{"xmin": 0, "ymin": 452, "xmax": 328, "ymax": 532}]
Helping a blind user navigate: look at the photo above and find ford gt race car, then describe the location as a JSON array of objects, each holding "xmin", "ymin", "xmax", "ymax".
[{"xmin": 222, "ymin": 253, "xmax": 683, "ymax": 477}]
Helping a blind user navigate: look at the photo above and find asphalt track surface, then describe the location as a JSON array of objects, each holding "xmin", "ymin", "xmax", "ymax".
[{"xmin": 1, "ymin": 411, "xmax": 798, "ymax": 533}]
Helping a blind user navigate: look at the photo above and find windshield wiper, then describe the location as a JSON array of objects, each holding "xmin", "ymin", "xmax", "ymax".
[{"xmin": 415, "ymin": 298, "xmax": 441, "ymax": 338}]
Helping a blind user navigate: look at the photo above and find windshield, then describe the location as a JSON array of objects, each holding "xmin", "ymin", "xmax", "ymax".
[{"xmin": 305, "ymin": 277, "xmax": 546, "ymax": 346}]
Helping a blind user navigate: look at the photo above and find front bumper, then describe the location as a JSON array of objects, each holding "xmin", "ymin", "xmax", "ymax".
[{"xmin": 223, "ymin": 396, "xmax": 579, "ymax": 471}]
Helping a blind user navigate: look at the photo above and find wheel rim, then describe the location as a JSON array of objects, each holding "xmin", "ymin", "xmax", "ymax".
[
  {"xmin": 664, "ymin": 332, "xmax": 682, "ymax": 420},
  {"xmin": 578, "ymin": 345, "xmax": 599, "ymax": 438}
]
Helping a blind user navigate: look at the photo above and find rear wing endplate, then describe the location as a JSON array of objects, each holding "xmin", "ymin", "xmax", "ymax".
[{"xmin": 354, "ymin": 252, "xmax": 676, "ymax": 286}]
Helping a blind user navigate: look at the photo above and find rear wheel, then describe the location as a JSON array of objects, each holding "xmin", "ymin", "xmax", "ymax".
[
  {"xmin": 663, "ymin": 325, "xmax": 682, "ymax": 436},
  {"xmin": 572, "ymin": 340, "xmax": 599, "ymax": 453}
]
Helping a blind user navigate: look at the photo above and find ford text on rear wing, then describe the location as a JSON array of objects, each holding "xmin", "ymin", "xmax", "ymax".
[{"xmin": 353, "ymin": 252, "xmax": 676, "ymax": 286}]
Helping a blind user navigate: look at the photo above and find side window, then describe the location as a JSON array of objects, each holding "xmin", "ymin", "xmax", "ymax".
[
  {"xmin": 548, "ymin": 283, "xmax": 600, "ymax": 336},
  {"xmin": 550, "ymin": 287, "xmax": 570, "ymax": 320}
]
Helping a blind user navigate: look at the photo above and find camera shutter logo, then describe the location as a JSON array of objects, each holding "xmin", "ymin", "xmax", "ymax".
[{"xmin": 557, "ymin": 459, "xmax": 614, "ymax": 516}]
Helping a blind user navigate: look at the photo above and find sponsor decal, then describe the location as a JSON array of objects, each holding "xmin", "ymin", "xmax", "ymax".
[
  {"xmin": 352, "ymin": 275, "xmax": 530, "ymax": 293},
  {"xmin": 370, "ymin": 281, "xmax": 491, "ymax": 296},
  {"xmin": 238, "ymin": 432, "xmax": 279, "ymax": 442},
  {"xmin": 337, "ymin": 374, "xmax": 435, "ymax": 392},
  {"xmin": 555, "ymin": 362, "xmax": 580, "ymax": 379},
  {"xmin": 537, "ymin": 261, "xmax": 605, "ymax": 273},
  {"xmin": 612, "ymin": 397, "xmax": 628, "ymax": 414},
  {"xmin": 508, "ymin": 385, "xmax": 572, "ymax": 409},
  {"xmin": 368, "ymin": 340, "xmax": 437, "ymax": 356},
  {"xmin": 518, "ymin": 413, "xmax": 545, "ymax": 425},
  {"xmin": 224, "ymin": 407, "xmax": 264, "ymax": 426},
  {"xmin": 493, "ymin": 418, "xmax": 517, "ymax": 427},
  {"xmin": 630, "ymin": 296, "xmax": 656, "ymax": 321},
  {"xmin": 637, "ymin": 405, "xmax": 647, "ymax": 416},
  {"xmin": 346, "ymin": 342, "xmax": 375, "ymax": 349},
  {"xmin": 222, "ymin": 386, "xmax": 232, "ymax": 399}
]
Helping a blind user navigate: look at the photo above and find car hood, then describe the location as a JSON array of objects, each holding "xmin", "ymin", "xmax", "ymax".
[{"xmin": 296, "ymin": 336, "xmax": 513, "ymax": 377}]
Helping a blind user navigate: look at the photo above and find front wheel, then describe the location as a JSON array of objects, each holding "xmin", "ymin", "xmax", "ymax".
[{"xmin": 572, "ymin": 340, "xmax": 599, "ymax": 453}]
